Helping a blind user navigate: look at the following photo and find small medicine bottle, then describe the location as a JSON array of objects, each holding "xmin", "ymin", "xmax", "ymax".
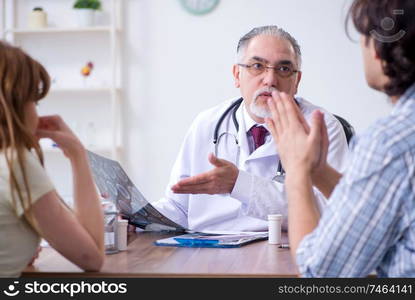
[
  {"xmin": 268, "ymin": 214, "xmax": 282, "ymax": 245},
  {"xmin": 117, "ymin": 219, "xmax": 128, "ymax": 251},
  {"xmin": 103, "ymin": 201, "xmax": 119, "ymax": 254}
]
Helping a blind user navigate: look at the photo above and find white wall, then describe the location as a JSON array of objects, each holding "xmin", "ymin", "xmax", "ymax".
[
  {"xmin": 6, "ymin": 0, "xmax": 392, "ymax": 203},
  {"xmin": 122, "ymin": 0, "xmax": 391, "ymax": 203}
]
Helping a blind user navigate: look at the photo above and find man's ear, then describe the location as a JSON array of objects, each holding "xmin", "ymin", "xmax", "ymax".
[
  {"xmin": 371, "ymin": 39, "xmax": 388, "ymax": 72},
  {"xmin": 232, "ymin": 64, "xmax": 240, "ymax": 88},
  {"xmin": 370, "ymin": 38, "xmax": 381, "ymax": 60},
  {"xmin": 294, "ymin": 71, "xmax": 302, "ymax": 94},
  {"xmin": 364, "ymin": 36, "xmax": 380, "ymax": 60}
]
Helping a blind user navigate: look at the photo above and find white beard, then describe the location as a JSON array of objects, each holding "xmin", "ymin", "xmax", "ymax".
[
  {"xmin": 249, "ymin": 101, "xmax": 272, "ymax": 119},
  {"xmin": 249, "ymin": 87, "xmax": 278, "ymax": 119}
]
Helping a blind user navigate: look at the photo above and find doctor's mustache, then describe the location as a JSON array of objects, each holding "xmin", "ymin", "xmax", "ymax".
[{"xmin": 253, "ymin": 87, "xmax": 279, "ymax": 101}]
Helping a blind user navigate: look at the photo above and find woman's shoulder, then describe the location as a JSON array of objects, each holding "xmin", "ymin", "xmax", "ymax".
[
  {"xmin": 0, "ymin": 148, "xmax": 54, "ymax": 216},
  {"xmin": 0, "ymin": 148, "xmax": 53, "ymax": 193},
  {"xmin": 0, "ymin": 149, "xmax": 45, "ymax": 176}
]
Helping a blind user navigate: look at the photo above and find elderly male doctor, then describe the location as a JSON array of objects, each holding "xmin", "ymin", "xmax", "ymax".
[{"xmin": 152, "ymin": 26, "xmax": 349, "ymax": 231}]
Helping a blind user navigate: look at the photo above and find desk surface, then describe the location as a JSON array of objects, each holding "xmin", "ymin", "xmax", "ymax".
[{"xmin": 23, "ymin": 232, "xmax": 298, "ymax": 278}]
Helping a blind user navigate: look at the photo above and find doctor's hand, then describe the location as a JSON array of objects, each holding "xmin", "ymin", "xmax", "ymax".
[
  {"xmin": 265, "ymin": 91, "xmax": 328, "ymax": 176},
  {"xmin": 171, "ymin": 153, "xmax": 239, "ymax": 195}
]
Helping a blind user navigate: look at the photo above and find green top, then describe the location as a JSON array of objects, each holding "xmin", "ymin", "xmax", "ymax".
[{"xmin": 73, "ymin": 0, "xmax": 101, "ymax": 10}]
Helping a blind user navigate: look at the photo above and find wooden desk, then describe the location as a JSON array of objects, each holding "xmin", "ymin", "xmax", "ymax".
[{"xmin": 23, "ymin": 232, "xmax": 298, "ymax": 278}]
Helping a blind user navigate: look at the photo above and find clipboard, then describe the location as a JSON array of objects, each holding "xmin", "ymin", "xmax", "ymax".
[{"xmin": 154, "ymin": 232, "xmax": 268, "ymax": 248}]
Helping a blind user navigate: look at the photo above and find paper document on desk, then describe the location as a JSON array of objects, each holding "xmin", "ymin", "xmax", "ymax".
[
  {"xmin": 154, "ymin": 231, "xmax": 268, "ymax": 248},
  {"xmin": 87, "ymin": 151, "xmax": 186, "ymax": 232}
]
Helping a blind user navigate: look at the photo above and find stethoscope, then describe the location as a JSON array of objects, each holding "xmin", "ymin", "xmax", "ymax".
[{"xmin": 213, "ymin": 97, "xmax": 285, "ymax": 183}]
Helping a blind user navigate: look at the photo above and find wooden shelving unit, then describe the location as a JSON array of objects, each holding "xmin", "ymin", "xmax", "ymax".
[{"xmin": 1, "ymin": 0, "xmax": 123, "ymax": 160}]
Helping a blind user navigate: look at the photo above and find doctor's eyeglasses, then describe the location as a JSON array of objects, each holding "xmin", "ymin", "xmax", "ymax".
[{"xmin": 238, "ymin": 62, "xmax": 298, "ymax": 78}]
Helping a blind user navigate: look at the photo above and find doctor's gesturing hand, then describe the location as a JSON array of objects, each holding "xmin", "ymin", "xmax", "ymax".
[{"xmin": 171, "ymin": 153, "xmax": 239, "ymax": 195}]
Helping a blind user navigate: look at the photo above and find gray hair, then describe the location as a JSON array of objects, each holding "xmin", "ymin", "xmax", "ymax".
[{"xmin": 237, "ymin": 25, "xmax": 302, "ymax": 69}]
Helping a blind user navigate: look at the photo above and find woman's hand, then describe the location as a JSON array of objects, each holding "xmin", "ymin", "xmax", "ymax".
[
  {"xmin": 36, "ymin": 115, "xmax": 84, "ymax": 159},
  {"xmin": 265, "ymin": 91, "xmax": 328, "ymax": 176}
]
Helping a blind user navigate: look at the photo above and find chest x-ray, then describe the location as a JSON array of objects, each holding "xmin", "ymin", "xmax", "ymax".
[{"xmin": 87, "ymin": 151, "xmax": 186, "ymax": 232}]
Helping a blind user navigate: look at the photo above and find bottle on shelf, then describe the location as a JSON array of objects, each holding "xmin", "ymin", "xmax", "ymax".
[{"xmin": 28, "ymin": 7, "xmax": 48, "ymax": 29}]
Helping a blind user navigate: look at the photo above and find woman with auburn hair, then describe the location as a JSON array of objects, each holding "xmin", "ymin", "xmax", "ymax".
[{"xmin": 0, "ymin": 41, "xmax": 104, "ymax": 277}]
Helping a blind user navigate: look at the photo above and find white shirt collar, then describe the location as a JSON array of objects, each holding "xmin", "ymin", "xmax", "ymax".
[{"xmin": 242, "ymin": 101, "xmax": 270, "ymax": 133}]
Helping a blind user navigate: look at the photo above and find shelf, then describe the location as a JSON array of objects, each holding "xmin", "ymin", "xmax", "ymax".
[
  {"xmin": 49, "ymin": 87, "xmax": 121, "ymax": 93},
  {"xmin": 42, "ymin": 145, "xmax": 121, "ymax": 154},
  {"xmin": 5, "ymin": 26, "xmax": 119, "ymax": 34},
  {"xmin": 3, "ymin": 0, "xmax": 123, "ymax": 162}
]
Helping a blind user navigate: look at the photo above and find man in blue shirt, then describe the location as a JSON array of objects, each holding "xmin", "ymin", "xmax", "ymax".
[{"xmin": 266, "ymin": 0, "xmax": 415, "ymax": 277}]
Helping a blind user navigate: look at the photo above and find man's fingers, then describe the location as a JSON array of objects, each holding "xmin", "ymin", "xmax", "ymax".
[
  {"xmin": 208, "ymin": 153, "xmax": 227, "ymax": 167},
  {"xmin": 310, "ymin": 110, "xmax": 324, "ymax": 143},
  {"xmin": 268, "ymin": 94, "xmax": 282, "ymax": 135},
  {"xmin": 171, "ymin": 179, "xmax": 210, "ymax": 191},
  {"xmin": 265, "ymin": 117, "xmax": 278, "ymax": 142},
  {"xmin": 272, "ymin": 90, "xmax": 288, "ymax": 131},
  {"xmin": 320, "ymin": 113, "xmax": 329, "ymax": 160},
  {"xmin": 299, "ymin": 116, "xmax": 311, "ymax": 134},
  {"xmin": 172, "ymin": 153, "xmax": 230, "ymax": 190},
  {"xmin": 171, "ymin": 183, "xmax": 213, "ymax": 194},
  {"xmin": 293, "ymin": 100, "xmax": 310, "ymax": 134},
  {"xmin": 310, "ymin": 110, "xmax": 328, "ymax": 165},
  {"xmin": 279, "ymin": 92, "xmax": 305, "ymax": 131},
  {"xmin": 172, "ymin": 173, "xmax": 211, "ymax": 188}
]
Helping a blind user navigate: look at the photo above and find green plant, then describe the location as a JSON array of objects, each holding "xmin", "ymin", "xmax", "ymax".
[{"xmin": 73, "ymin": 0, "xmax": 101, "ymax": 10}]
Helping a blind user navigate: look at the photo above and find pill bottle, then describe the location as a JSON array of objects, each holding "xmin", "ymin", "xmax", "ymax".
[
  {"xmin": 117, "ymin": 219, "xmax": 128, "ymax": 251},
  {"xmin": 268, "ymin": 214, "xmax": 282, "ymax": 245}
]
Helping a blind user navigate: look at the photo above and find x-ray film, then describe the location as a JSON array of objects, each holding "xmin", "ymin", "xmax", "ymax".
[{"xmin": 87, "ymin": 151, "xmax": 186, "ymax": 232}]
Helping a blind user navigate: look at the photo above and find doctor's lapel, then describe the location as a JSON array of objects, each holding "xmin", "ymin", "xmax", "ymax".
[
  {"xmin": 247, "ymin": 137, "xmax": 277, "ymax": 161},
  {"xmin": 236, "ymin": 105, "xmax": 251, "ymax": 164}
]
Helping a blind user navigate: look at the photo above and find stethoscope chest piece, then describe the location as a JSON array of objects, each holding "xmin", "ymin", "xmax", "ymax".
[{"xmin": 272, "ymin": 172, "xmax": 285, "ymax": 183}]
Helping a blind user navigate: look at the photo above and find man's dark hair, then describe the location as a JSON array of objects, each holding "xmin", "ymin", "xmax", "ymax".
[{"xmin": 347, "ymin": 0, "xmax": 415, "ymax": 97}]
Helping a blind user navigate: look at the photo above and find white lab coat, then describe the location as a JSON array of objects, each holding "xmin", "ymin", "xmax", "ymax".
[{"xmin": 153, "ymin": 97, "xmax": 349, "ymax": 231}]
